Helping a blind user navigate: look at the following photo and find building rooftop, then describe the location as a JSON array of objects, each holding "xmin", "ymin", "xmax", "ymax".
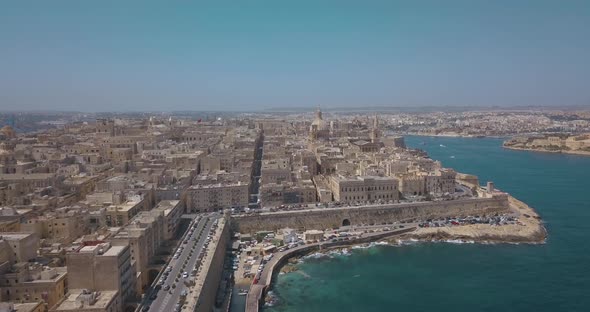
[
  {"xmin": 52, "ymin": 289, "xmax": 118, "ymax": 311},
  {"xmin": 14, "ymin": 302, "xmax": 43, "ymax": 312},
  {"xmin": 106, "ymin": 201, "xmax": 139, "ymax": 212},
  {"xmin": 190, "ymin": 181, "xmax": 247, "ymax": 189},
  {"xmin": 101, "ymin": 245, "xmax": 126, "ymax": 257},
  {"xmin": 0, "ymin": 232, "xmax": 36, "ymax": 240}
]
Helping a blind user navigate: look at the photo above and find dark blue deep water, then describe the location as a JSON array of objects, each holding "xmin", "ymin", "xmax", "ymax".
[{"xmin": 265, "ymin": 136, "xmax": 590, "ymax": 312}]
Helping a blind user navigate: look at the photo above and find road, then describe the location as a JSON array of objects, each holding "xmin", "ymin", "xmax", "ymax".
[
  {"xmin": 245, "ymin": 227, "xmax": 417, "ymax": 312},
  {"xmin": 145, "ymin": 214, "xmax": 217, "ymax": 312},
  {"xmin": 249, "ymin": 134, "xmax": 264, "ymax": 207}
]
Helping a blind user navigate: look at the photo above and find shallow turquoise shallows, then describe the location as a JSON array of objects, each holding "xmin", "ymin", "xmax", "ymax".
[{"xmin": 264, "ymin": 136, "xmax": 590, "ymax": 312}]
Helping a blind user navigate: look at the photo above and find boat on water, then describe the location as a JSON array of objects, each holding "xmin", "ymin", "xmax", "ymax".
[
  {"xmin": 440, "ymin": 144, "xmax": 446, "ymax": 147},
  {"xmin": 238, "ymin": 290, "xmax": 249, "ymax": 296}
]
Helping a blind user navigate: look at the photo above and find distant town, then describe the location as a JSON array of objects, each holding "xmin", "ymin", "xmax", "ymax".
[
  {"xmin": 0, "ymin": 108, "xmax": 552, "ymax": 312},
  {"xmin": 504, "ymin": 134, "xmax": 590, "ymax": 156},
  {"xmin": 3, "ymin": 108, "xmax": 590, "ymax": 137}
]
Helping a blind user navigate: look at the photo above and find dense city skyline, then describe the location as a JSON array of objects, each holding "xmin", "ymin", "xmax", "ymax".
[
  {"xmin": 0, "ymin": 107, "xmax": 552, "ymax": 312},
  {"xmin": 1, "ymin": 0, "xmax": 590, "ymax": 111},
  {"xmin": 0, "ymin": 2, "xmax": 588, "ymax": 311}
]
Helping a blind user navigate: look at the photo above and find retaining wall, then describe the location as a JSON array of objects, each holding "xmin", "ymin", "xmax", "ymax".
[{"xmin": 234, "ymin": 195, "xmax": 509, "ymax": 234}]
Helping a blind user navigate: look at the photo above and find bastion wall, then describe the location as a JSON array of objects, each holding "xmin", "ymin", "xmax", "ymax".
[{"xmin": 233, "ymin": 195, "xmax": 509, "ymax": 233}]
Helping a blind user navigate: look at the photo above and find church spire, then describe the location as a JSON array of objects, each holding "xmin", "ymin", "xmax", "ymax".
[
  {"xmin": 371, "ymin": 114, "xmax": 380, "ymax": 143},
  {"xmin": 315, "ymin": 105, "xmax": 322, "ymax": 120}
]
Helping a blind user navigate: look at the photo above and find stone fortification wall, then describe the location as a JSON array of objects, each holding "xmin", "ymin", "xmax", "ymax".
[
  {"xmin": 233, "ymin": 195, "xmax": 509, "ymax": 233},
  {"xmin": 194, "ymin": 218, "xmax": 230, "ymax": 312}
]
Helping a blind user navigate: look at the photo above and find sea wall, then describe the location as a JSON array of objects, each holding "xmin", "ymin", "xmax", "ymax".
[
  {"xmin": 194, "ymin": 218, "xmax": 230, "ymax": 312},
  {"xmin": 245, "ymin": 227, "xmax": 417, "ymax": 312},
  {"xmin": 233, "ymin": 195, "xmax": 509, "ymax": 234}
]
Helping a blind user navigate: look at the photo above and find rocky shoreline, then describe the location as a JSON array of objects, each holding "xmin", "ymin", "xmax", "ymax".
[
  {"xmin": 262, "ymin": 196, "xmax": 546, "ymax": 311},
  {"xmin": 503, "ymin": 145, "xmax": 590, "ymax": 157},
  {"xmin": 400, "ymin": 132, "xmax": 510, "ymax": 139},
  {"xmin": 401, "ymin": 195, "xmax": 546, "ymax": 244},
  {"xmin": 399, "ymin": 226, "xmax": 546, "ymax": 244},
  {"xmin": 276, "ymin": 196, "xmax": 546, "ymax": 271}
]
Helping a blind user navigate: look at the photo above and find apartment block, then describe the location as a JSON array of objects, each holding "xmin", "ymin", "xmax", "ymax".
[
  {"xmin": 66, "ymin": 242, "xmax": 135, "ymax": 311},
  {"xmin": 186, "ymin": 182, "xmax": 249, "ymax": 212}
]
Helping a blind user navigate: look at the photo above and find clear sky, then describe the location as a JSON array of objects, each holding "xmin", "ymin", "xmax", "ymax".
[{"xmin": 1, "ymin": 0, "xmax": 589, "ymax": 112}]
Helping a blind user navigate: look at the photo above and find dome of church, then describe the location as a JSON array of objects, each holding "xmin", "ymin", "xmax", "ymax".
[
  {"xmin": 0, "ymin": 125, "xmax": 15, "ymax": 138},
  {"xmin": 311, "ymin": 109, "xmax": 329, "ymax": 130}
]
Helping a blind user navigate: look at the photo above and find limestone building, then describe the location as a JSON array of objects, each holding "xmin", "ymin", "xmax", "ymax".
[
  {"xmin": 309, "ymin": 108, "xmax": 330, "ymax": 141},
  {"xmin": 0, "ymin": 264, "xmax": 67, "ymax": 310},
  {"xmin": 66, "ymin": 242, "xmax": 135, "ymax": 311},
  {"xmin": 0, "ymin": 233, "xmax": 39, "ymax": 263},
  {"xmin": 51, "ymin": 289, "xmax": 119, "ymax": 312},
  {"xmin": 20, "ymin": 207, "xmax": 88, "ymax": 244},
  {"xmin": 328, "ymin": 175, "xmax": 400, "ymax": 202},
  {"xmin": 186, "ymin": 182, "xmax": 249, "ymax": 212},
  {"xmin": 424, "ymin": 169, "xmax": 456, "ymax": 194}
]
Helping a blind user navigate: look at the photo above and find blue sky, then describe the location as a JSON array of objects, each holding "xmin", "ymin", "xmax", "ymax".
[{"xmin": 1, "ymin": 0, "xmax": 589, "ymax": 111}]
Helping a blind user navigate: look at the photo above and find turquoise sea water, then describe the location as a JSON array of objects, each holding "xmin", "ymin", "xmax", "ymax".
[{"xmin": 264, "ymin": 136, "xmax": 590, "ymax": 312}]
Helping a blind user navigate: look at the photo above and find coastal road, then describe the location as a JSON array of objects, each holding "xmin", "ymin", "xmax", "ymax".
[
  {"xmin": 245, "ymin": 227, "xmax": 416, "ymax": 312},
  {"xmin": 147, "ymin": 214, "xmax": 217, "ymax": 312}
]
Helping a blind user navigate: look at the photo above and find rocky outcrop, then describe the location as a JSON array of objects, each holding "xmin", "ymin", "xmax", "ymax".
[{"xmin": 402, "ymin": 195, "xmax": 547, "ymax": 244}]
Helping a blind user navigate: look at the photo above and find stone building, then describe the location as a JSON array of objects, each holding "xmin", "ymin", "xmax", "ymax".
[
  {"xmin": 51, "ymin": 289, "xmax": 119, "ymax": 312},
  {"xmin": 259, "ymin": 181, "xmax": 317, "ymax": 207},
  {"xmin": 398, "ymin": 174, "xmax": 426, "ymax": 196},
  {"xmin": 95, "ymin": 119, "xmax": 115, "ymax": 137},
  {"xmin": 424, "ymin": 169, "xmax": 456, "ymax": 194},
  {"xmin": 260, "ymin": 167, "xmax": 291, "ymax": 185},
  {"xmin": 303, "ymin": 230, "xmax": 324, "ymax": 242},
  {"xmin": 109, "ymin": 209, "xmax": 165, "ymax": 293},
  {"xmin": 199, "ymin": 155, "xmax": 221, "ymax": 174},
  {"xmin": 328, "ymin": 175, "xmax": 399, "ymax": 202},
  {"xmin": 186, "ymin": 182, "xmax": 249, "ymax": 212},
  {"xmin": 0, "ymin": 302, "xmax": 45, "ymax": 312},
  {"xmin": 350, "ymin": 139, "xmax": 383, "ymax": 153},
  {"xmin": 152, "ymin": 200, "xmax": 182, "ymax": 240},
  {"xmin": 66, "ymin": 242, "xmax": 135, "ymax": 312},
  {"xmin": 0, "ymin": 143, "xmax": 17, "ymax": 174},
  {"xmin": 0, "ymin": 233, "xmax": 39, "ymax": 263},
  {"xmin": 0, "ymin": 263, "xmax": 67, "ymax": 310},
  {"xmin": 309, "ymin": 108, "xmax": 330, "ymax": 141},
  {"xmin": 20, "ymin": 207, "xmax": 88, "ymax": 244},
  {"xmin": 0, "ymin": 219, "xmax": 19, "ymax": 233},
  {"xmin": 103, "ymin": 196, "xmax": 147, "ymax": 227}
]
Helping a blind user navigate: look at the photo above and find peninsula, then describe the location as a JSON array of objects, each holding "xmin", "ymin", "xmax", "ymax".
[
  {"xmin": 226, "ymin": 109, "xmax": 546, "ymax": 312},
  {"xmin": 503, "ymin": 134, "xmax": 590, "ymax": 156},
  {"xmin": 0, "ymin": 109, "xmax": 546, "ymax": 312}
]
